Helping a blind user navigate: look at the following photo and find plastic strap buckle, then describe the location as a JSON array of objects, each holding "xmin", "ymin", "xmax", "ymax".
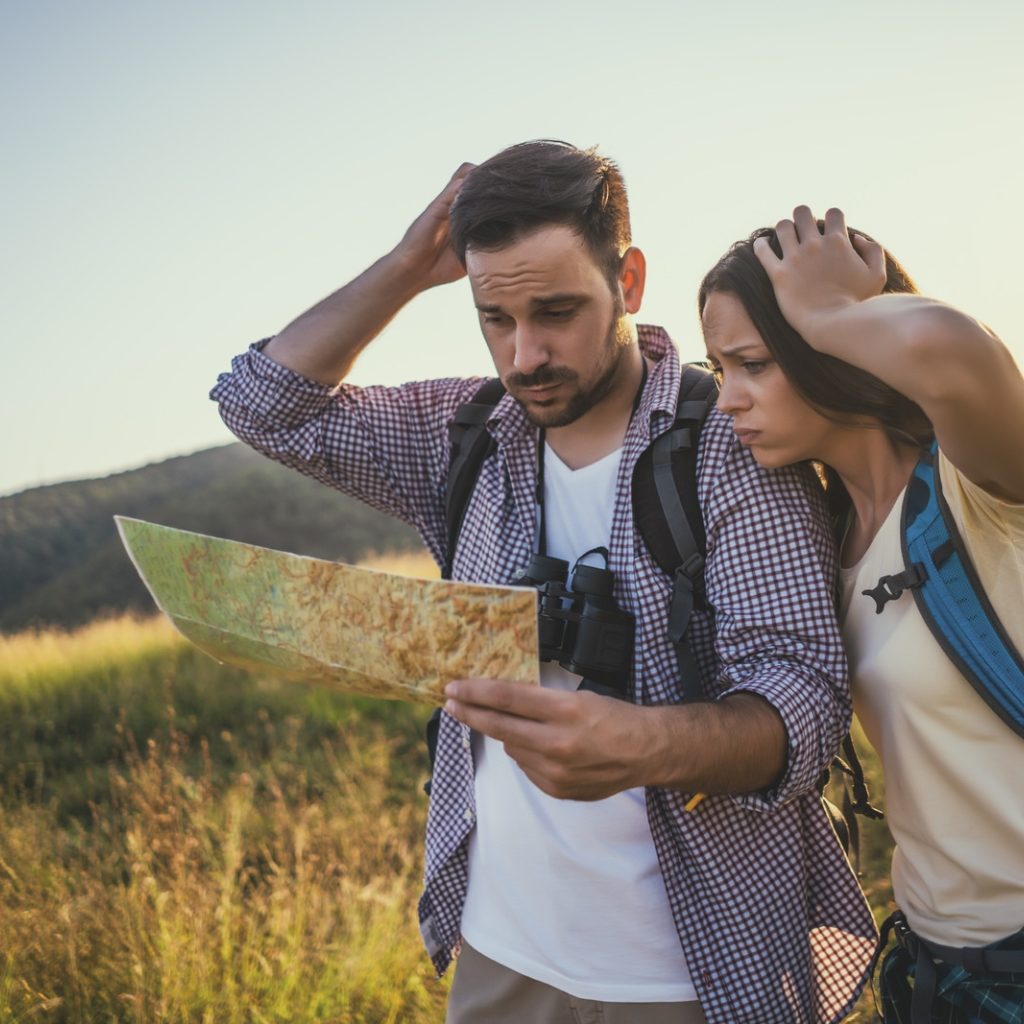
[{"xmin": 862, "ymin": 563, "xmax": 927, "ymax": 614}]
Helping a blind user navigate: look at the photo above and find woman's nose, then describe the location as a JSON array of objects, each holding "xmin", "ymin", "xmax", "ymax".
[{"xmin": 715, "ymin": 371, "xmax": 749, "ymax": 416}]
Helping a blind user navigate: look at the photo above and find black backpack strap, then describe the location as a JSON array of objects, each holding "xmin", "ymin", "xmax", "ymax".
[
  {"xmin": 442, "ymin": 378, "xmax": 506, "ymax": 581},
  {"xmin": 632, "ymin": 363, "xmax": 718, "ymax": 702},
  {"xmin": 841, "ymin": 734, "xmax": 883, "ymax": 821},
  {"xmin": 821, "ymin": 733, "xmax": 885, "ymax": 871},
  {"xmin": 427, "ymin": 377, "xmax": 506, "ymax": 796},
  {"xmin": 872, "ymin": 909, "xmax": 1024, "ymax": 1024},
  {"xmin": 821, "ymin": 479, "xmax": 884, "ymax": 864}
]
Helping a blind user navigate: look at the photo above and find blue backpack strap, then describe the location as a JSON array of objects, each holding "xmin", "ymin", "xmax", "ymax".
[{"xmin": 901, "ymin": 441, "xmax": 1024, "ymax": 738}]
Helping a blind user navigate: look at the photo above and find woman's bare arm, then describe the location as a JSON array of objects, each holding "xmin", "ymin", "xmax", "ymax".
[{"xmin": 756, "ymin": 206, "xmax": 1024, "ymax": 501}]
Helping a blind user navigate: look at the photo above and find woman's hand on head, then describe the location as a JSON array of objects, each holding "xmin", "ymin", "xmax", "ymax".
[
  {"xmin": 754, "ymin": 207, "xmax": 1024, "ymax": 501},
  {"xmin": 753, "ymin": 206, "xmax": 887, "ymax": 347}
]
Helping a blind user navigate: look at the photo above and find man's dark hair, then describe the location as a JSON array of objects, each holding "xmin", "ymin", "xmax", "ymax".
[{"xmin": 449, "ymin": 140, "xmax": 631, "ymax": 287}]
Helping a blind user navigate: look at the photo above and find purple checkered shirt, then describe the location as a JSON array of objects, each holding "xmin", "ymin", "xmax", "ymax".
[{"xmin": 211, "ymin": 325, "xmax": 877, "ymax": 1023}]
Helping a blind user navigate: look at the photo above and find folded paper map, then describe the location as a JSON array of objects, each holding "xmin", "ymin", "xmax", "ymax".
[{"xmin": 116, "ymin": 517, "xmax": 539, "ymax": 706}]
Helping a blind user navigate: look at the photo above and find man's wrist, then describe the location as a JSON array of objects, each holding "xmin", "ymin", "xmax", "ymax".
[
  {"xmin": 634, "ymin": 696, "xmax": 788, "ymax": 795},
  {"xmin": 381, "ymin": 244, "xmax": 448, "ymax": 299},
  {"xmin": 636, "ymin": 705, "xmax": 698, "ymax": 790}
]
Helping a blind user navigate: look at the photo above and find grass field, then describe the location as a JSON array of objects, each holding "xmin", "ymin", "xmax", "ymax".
[{"xmin": 0, "ymin": 551, "xmax": 894, "ymax": 1022}]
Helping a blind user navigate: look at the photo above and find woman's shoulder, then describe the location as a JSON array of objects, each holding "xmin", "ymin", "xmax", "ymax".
[
  {"xmin": 935, "ymin": 446, "xmax": 1024, "ymax": 654},
  {"xmin": 937, "ymin": 447, "xmax": 1024, "ymax": 525}
]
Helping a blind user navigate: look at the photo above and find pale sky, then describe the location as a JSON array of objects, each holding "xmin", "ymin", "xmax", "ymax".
[{"xmin": 3, "ymin": 0, "xmax": 1021, "ymax": 496}]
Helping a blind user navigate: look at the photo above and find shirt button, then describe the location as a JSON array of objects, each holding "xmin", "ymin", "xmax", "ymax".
[{"xmin": 463, "ymin": 807, "xmax": 475, "ymax": 823}]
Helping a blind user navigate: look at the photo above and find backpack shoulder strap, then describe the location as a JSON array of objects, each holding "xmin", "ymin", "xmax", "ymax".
[
  {"xmin": 817, "ymin": 476, "xmax": 883, "ymax": 866},
  {"xmin": 442, "ymin": 377, "xmax": 506, "ymax": 580},
  {"xmin": 442, "ymin": 363, "xmax": 716, "ymax": 691},
  {"xmin": 901, "ymin": 442, "xmax": 1024, "ymax": 738},
  {"xmin": 427, "ymin": 377, "xmax": 506, "ymax": 796},
  {"xmin": 632, "ymin": 362, "xmax": 718, "ymax": 701},
  {"xmin": 632, "ymin": 363, "xmax": 718, "ymax": 574}
]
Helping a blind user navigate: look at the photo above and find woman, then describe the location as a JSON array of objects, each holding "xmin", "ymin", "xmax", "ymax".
[{"xmin": 699, "ymin": 207, "xmax": 1024, "ymax": 1024}]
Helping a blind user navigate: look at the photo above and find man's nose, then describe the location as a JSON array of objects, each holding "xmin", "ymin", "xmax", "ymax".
[{"xmin": 513, "ymin": 326, "xmax": 549, "ymax": 375}]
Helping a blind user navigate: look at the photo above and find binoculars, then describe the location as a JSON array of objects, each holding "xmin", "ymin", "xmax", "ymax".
[{"xmin": 510, "ymin": 552, "xmax": 635, "ymax": 700}]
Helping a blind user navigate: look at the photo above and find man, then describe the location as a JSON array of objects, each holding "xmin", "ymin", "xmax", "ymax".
[{"xmin": 211, "ymin": 141, "xmax": 876, "ymax": 1023}]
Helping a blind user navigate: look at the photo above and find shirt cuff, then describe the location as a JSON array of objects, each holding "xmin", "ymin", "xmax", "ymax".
[
  {"xmin": 719, "ymin": 665, "xmax": 847, "ymax": 812},
  {"xmin": 209, "ymin": 339, "xmax": 339, "ymax": 427}
]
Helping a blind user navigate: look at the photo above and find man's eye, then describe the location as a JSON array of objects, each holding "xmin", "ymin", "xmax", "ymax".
[
  {"xmin": 482, "ymin": 314, "xmax": 509, "ymax": 325},
  {"xmin": 543, "ymin": 308, "xmax": 575, "ymax": 320}
]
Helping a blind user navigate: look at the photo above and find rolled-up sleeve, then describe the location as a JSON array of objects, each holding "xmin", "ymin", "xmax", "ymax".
[
  {"xmin": 210, "ymin": 340, "xmax": 483, "ymax": 563},
  {"xmin": 699, "ymin": 417, "xmax": 849, "ymax": 809}
]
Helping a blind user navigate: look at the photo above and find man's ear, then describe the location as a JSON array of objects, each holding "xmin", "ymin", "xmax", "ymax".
[{"xmin": 618, "ymin": 247, "xmax": 647, "ymax": 314}]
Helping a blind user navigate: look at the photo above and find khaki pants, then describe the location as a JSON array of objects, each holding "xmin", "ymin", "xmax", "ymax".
[{"xmin": 446, "ymin": 942, "xmax": 708, "ymax": 1024}]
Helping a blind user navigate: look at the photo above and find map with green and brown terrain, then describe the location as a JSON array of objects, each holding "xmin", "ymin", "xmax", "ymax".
[{"xmin": 118, "ymin": 517, "xmax": 539, "ymax": 705}]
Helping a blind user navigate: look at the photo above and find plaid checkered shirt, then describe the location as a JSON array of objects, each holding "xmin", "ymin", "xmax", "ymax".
[{"xmin": 211, "ymin": 325, "xmax": 878, "ymax": 1023}]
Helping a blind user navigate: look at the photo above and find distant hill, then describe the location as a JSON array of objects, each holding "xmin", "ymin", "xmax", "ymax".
[{"xmin": 0, "ymin": 444, "xmax": 424, "ymax": 632}]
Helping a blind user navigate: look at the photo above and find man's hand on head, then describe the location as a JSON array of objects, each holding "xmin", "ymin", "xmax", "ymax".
[
  {"xmin": 443, "ymin": 678, "xmax": 661, "ymax": 801},
  {"xmin": 391, "ymin": 163, "xmax": 476, "ymax": 292},
  {"xmin": 263, "ymin": 161, "xmax": 476, "ymax": 384}
]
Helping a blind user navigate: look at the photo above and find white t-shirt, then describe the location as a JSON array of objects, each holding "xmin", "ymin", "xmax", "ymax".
[
  {"xmin": 839, "ymin": 451, "xmax": 1024, "ymax": 947},
  {"xmin": 460, "ymin": 444, "xmax": 696, "ymax": 1001}
]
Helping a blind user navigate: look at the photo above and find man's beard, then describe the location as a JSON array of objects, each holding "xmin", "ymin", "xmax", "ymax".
[{"xmin": 505, "ymin": 314, "xmax": 634, "ymax": 429}]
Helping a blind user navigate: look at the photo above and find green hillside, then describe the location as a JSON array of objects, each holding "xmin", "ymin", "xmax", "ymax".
[{"xmin": 0, "ymin": 445, "xmax": 423, "ymax": 633}]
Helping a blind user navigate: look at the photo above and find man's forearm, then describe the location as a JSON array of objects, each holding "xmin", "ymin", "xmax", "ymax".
[
  {"xmin": 263, "ymin": 250, "xmax": 427, "ymax": 385},
  {"xmin": 262, "ymin": 165, "xmax": 473, "ymax": 386},
  {"xmin": 443, "ymin": 679, "xmax": 788, "ymax": 802},
  {"xmin": 641, "ymin": 694, "xmax": 788, "ymax": 795}
]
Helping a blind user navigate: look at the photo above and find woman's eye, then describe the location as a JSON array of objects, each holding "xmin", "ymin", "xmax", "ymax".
[{"xmin": 743, "ymin": 360, "xmax": 768, "ymax": 375}]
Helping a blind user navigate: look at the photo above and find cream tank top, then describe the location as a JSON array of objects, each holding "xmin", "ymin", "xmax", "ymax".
[{"xmin": 838, "ymin": 451, "xmax": 1024, "ymax": 947}]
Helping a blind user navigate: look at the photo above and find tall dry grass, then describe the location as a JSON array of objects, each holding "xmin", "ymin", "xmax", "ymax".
[
  {"xmin": 355, "ymin": 552, "xmax": 438, "ymax": 580},
  {"xmin": 0, "ymin": 720, "xmax": 443, "ymax": 1023},
  {"xmin": 0, "ymin": 614, "xmax": 177, "ymax": 693},
  {"xmin": 0, "ymin": 549, "xmax": 893, "ymax": 1022},
  {"xmin": 0, "ymin": 560, "xmax": 448, "ymax": 1022}
]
